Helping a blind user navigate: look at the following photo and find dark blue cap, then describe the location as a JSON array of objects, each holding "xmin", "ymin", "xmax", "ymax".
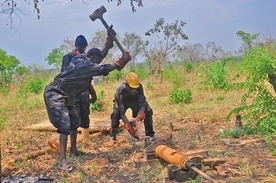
[{"xmin": 75, "ymin": 35, "xmax": 88, "ymax": 47}]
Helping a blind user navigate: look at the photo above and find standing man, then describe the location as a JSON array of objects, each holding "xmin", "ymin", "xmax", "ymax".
[
  {"xmin": 44, "ymin": 47, "xmax": 131, "ymax": 171},
  {"xmin": 61, "ymin": 31, "xmax": 114, "ymax": 146},
  {"xmin": 109, "ymin": 72, "xmax": 155, "ymax": 143}
]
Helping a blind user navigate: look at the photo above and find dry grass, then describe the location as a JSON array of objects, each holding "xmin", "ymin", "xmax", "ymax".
[{"xmin": 1, "ymin": 69, "xmax": 276, "ymax": 183}]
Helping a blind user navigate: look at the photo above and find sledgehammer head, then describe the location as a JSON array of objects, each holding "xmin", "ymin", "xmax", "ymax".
[{"xmin": 89, "ymin": 5, "xmax": 107, "ymax": 21}]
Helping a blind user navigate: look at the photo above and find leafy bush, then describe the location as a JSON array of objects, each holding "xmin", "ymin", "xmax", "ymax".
[
  {"xmin": 26, "ymin": 78, "xmax": 44, "ymax": 94},
  {"xmin": 0, "ymin": 86, "xmax": 9, "ymax": 96},
  {"xmin": 90, "ymin": 90, "xmax": 104, "ymax": 111},
  {"xmin": 185, "ymin": 61, "xmax": 194, "ymax": 72},
  {"xmin": 169, "ymin": 88, "xmax": 192, "ymax": 104},
  {"xmin": 220, "ymin": 126, "xmax": 249, "ymax": 138},
  {"xmin": 0, "ymin": 49, "xmax": 26, "ymax": 88},
  {"xmin": 205, "ymin": 57, "xmax": 231, "ymax": 89},
  {"xmin": 17, "ymin": 76, "xmax": 44, "ymax": 97},
  {"xmin": 106, "ymin": 70, "xmax": 124, "ymax": 82},
  {"xmin": 227, "ymin": 48, "xmax": 276, "ymax": 148}
]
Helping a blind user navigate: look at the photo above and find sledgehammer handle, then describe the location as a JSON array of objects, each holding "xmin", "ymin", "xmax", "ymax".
[{"xmin": 96, "ymin": 17, "xmax": 125, "ymax": 53}]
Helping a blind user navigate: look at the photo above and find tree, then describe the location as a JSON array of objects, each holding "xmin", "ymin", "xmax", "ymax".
[
  {"xmin": 122, "ymin": 32, "xmax": 144, "ymax": 67},
  {"xmin": 177, "ymin": 43, "xmax": 205, "ymax": 63},
  {"xmin": 144, "ymin": 18, "xmax": 188, "ymax": 78},
  {"xmin": 1, "ymin": 0, "xmax": 143, "ymax": 28},
  {"xmin": 108, "ymin": 0, "xmax": 143, "ymax": 12},
  {"xmin": 45, "ymin": 44, "xmax": 67, "ymax": 69},
  {"xmin": 236, "ymin": 30, "xmax": 259, "ymax": 53},
  {"xmin": 0, "ymin": 49, "xmax": 26, "ymax": 87},
  {"xmin": 90, "ymin": 29, "xmax": 118, "ymax": 63},
  {"xmin": 203, "ymin": 41, "xmax": 226, "ymax": 61}
]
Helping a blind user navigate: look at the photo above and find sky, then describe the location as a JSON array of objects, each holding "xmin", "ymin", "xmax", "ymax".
[{"xmin": 0, "ymin": 0, "xmax": 275, "ymax": 68}]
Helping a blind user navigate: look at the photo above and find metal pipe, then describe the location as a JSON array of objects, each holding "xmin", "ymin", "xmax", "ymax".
[
  {"xmin": 155, "ymin": 144, "xmax": 189, "ymax": 169},
  {"xmin": 155, "ymin": 144, "xmax": 216, "ymax": 182},
  {"xmin": 190, "ymin": 166, "xmax": 216, "ymax": 183}
]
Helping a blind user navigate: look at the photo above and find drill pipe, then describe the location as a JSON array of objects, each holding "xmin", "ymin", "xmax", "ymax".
[
  {"xmin": 155, "ymin": 144, "xmax": 190, "ymax": 169},
  {"xmin": 155, "ymin": 144, "xmax": 216, "ymax": 183}
]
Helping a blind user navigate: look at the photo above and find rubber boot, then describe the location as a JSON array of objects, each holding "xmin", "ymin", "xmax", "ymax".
[{"xmin": 81, "ymin": 128, "xmax": 93, "ymax": 146}]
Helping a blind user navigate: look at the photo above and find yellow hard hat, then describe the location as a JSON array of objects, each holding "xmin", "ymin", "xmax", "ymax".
[{"xmin": 125, "ymin": 72, "xmax": 139, "ymax": 88}]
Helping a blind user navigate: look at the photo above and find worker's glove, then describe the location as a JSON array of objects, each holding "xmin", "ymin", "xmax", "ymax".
[
  {"xmin": 115, "ymin": 52, "xmax": 132, "ymax": 71},
  {"xmin": 125, "ymin": 122, "xmax": 138, "ymax": 139},
  {"xmin": 136, "ymin": 112, "xmax": 146, "ymax": 121},
  {"xmin": 89, "ymin": 94, "xmax": 97, "ymax": 104},
  {"xmin": 104, "ymin": 25, "xmax": 116, "ymax": 49}
]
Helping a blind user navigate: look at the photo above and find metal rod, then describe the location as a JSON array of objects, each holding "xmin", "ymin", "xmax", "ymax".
[{"xmin": 190, "ymin": 166, "xmax": 216, "ymax": 183}]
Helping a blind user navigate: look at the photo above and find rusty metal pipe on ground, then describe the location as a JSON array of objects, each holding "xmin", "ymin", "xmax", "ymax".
[
  {"xmin": 152, "ymin": 142, "xmax": 216, "ymax": 183},
  {"xmin": 155, "ymin": 144, "xmax": 189, "ymax": 169}
]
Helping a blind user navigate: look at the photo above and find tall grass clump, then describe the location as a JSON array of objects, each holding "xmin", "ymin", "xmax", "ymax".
[
  {"xmin": 163, "ymin": 62, "xmax": 186, "ymax": 88},
  {"xmin": 17, "ymin": 76, "xmax": 45, "ymax": 98},
  {"xmin": 133, "ymin": 64, "xmax": 151, "ymax": 80}
]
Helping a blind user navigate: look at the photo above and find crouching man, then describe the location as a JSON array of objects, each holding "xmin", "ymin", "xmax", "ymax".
[{"xmin": 109, "ymin": 72, "xmax": 155, "ymax": 144}]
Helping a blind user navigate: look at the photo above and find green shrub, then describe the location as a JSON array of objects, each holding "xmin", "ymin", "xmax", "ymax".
[
  {"xmin": 26, "ymin": 78, "xmax": 43, "ymax": 94},
  {"xmin": 185, "ymin": 61, "xmax": 194, "ymax": 72},
  {"xmin": 90, "ymin": 90, "xmax": 104, "ymax": 111},
  {"xmin": 0, "ymin": 86, "xmax": 9, "ymax": 96},
  {"xmin": 106, "ymin": 70, "xmax": 124, "ymax": 82},
  {"xmin": 169, "ymin": 88, "xmax": 192, "ymax": 104},
  {"xmin": 17, "ymin": 76, "xmax": 45, "ymax": 98},
  {"xmin": 205, "ymin": 57, "xmax": 230, "ymax": 89},
  {"xmin": 227, "ymin": 48, "xmax": 276, "ymax": 149},
  {"xmin": 220, "ymin": 126, "xmax": 249, "ymax": 138}
]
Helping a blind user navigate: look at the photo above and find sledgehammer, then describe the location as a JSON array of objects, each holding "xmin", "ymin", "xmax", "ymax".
[{"xmin": 89, "ymin": 5, "xmax": 126, "ymax": 53}]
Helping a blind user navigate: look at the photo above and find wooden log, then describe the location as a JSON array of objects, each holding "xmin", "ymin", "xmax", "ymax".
[
  {"xmin": 5, "ymin": 148, "xmax": 55, "ymax": 166},
  {"xmin": 24, "ymin": 120, "xmax": 125, "ymax": 134}
]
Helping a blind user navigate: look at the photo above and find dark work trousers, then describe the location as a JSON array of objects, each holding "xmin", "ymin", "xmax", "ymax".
[
  {"xmin": 44, "ymin": 84, "xmax": 80, "ymax": 135},
  {"xmin": 110, "ymin": 103, "xmax": 155, "ymax": 138},
  {"xmin": 76, "ymin": 90, "xmax": 90, "ymax": 129}
]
